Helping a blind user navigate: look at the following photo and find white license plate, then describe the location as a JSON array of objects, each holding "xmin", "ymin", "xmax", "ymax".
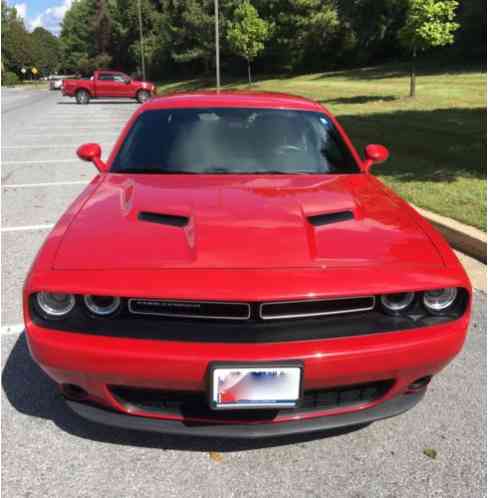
[{"xmin": 210, "ymin": 365, "xmax": 302, "ymax": 409}]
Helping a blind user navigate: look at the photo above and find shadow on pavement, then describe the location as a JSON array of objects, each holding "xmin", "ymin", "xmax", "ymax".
[
  {"xmin": 319, "ymin": 95, "xmax": 397, "ymax": 105},
  {"xmin": 2, "ymin": 333, "xmax": 368, "ymax": 452}
]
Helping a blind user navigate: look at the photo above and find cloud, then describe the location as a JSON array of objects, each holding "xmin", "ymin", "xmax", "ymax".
[
  {"xmin": 14, "ymin": 2, "xmax": 27, "ymax": 19},
  {"xmin": 28, "ymin": 0, "xmax": 73, "ymax": 34}
]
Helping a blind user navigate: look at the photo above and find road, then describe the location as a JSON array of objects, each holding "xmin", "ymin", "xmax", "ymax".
[{"xmin": 1, "ymin": 89, "xmax": 486, "ymax": 498}]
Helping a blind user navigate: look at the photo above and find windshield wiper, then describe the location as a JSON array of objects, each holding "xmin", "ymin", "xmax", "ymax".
[
  {"xmin": 243, "ymin": 170, "xmax": 316, "ymax": 175},
  {"xmin": 118, "ymin": 168, "xmax": 200, "ymax": 174}
]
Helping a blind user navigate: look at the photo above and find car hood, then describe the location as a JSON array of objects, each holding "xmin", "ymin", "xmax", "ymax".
[{"xmin": 53, "ymin": 174, "xmax": 443, "ymax": 271}]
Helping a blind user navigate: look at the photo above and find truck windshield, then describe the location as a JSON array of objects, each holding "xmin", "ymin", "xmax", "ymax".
[{"xmin": 111, "ymin": 108, "xmax": 360, "ymax": 174}]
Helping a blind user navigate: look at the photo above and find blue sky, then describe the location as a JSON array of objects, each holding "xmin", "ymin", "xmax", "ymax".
[{"xmin": 9, "ymin": 0, "xmax": 72, "ymax": 35}]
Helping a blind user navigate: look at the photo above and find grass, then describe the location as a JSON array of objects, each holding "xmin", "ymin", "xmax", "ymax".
[{"xmin": 157, "ymin": 62, "xmax": 486, "ymax": 230}]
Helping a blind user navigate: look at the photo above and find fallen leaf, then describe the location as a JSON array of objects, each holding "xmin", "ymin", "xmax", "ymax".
[
  {"xmin": 423, "ymin": 448, "xmax": 437, "ymax": 459},
  {"xmin": 209, "ymin": 451, "xmax": 223, "ymax": 463}
]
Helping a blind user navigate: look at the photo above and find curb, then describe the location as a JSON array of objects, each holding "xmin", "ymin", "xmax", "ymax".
[{"xmin": 413, "ymin": 205, "xmax": 486, "ymax": 264}]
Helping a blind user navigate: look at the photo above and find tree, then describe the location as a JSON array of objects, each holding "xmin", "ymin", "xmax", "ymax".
[
  {"xmin": 399, "ymin": 0, "xmax": 460, "ymax": 97},
  {"xmin": 456, "ymin": 0, "xmax": 486, "ymax": 61},
  {"xmin": 59, "ymin": 0, "xmax": 97, "ymax": 73},
  {"xmin": 226, "ymin": 1, "xmax": 269, "ymax": 84},
  {"xmin": 166, "ymin": 0, "xmax": 216, "ymax": 73},
  {"xmin": 94, "ymin": 0, "xmax": 112, "ymax": 54},
  {"xmin": 31, "ymin": 27, "xmax": 61, "ymax": 75},
  {"xmin": 336, "ymin": 0, "xmax": 408, "ymax": 65},
  {"xmin": 1, "ymin": 2, "xmax": 34, "ymax": 74}
]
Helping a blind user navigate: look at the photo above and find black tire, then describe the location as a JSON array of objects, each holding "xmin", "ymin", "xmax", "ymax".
[
  {"xmin": 76, "ymin": 89, "xmax": 90, "ymax": 105},
  {"xmin": 136, "ymin": 90, "xmax": 150, "ymax": 104}
]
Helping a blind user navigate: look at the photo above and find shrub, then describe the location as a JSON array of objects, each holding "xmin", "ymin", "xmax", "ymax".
[{"xmin": 2, "ymin": 71, "xmax": 20, "ymax": 86}]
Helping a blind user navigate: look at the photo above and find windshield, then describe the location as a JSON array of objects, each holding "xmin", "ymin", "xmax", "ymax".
[{"xmin": 111, "ymin": 108, "xmax": 359, "ymax": 174}]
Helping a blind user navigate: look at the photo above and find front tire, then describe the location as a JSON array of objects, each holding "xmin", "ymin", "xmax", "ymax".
[
  {"xmin": 136, "ymin": 90, "xmax": 150, "ymax": 104},
  {"xmin": 75, "ymin": 89, "xmax": 90, "ymax": 105}
]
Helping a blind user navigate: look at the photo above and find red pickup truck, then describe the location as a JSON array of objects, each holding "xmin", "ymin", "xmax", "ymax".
[{"xmin": 62, "ymin": 70, "xmax": 156, "ymax": 104}]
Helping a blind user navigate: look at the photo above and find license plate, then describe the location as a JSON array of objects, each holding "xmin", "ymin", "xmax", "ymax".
[{"xmin": 209, "ymin": 363, "xmax": 302, "ymax": 410}]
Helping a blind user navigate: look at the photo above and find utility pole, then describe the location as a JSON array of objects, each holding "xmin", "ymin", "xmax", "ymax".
[
  {"xmin": 137, "ymin": 0, "xmax": 146, "ymax": 80},
  {"xmin": 214, "ymin": 0, "xmax": 220, "ymax": 92}
]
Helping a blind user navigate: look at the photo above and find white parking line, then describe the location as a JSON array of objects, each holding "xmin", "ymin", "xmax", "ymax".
[
  {"xmin": 20, "ymin": 133, "xmax": 118, "ymax": 138},
  {"xmin": 2, "ymin": 159, "xmax": 80, "ymax": 164},
  {"xmin": 1, "ymin": 224, "xmax": 54, "ymax": 232},
  {"xmin": 3, "ymin": 145, "xmax": 85, "ymax": 149},
  {"xmin": 3, "ymin": 181, "xmax": 89, "ymax": 188},
  {"xmin": 1, "ymin": 324, "xmax": 24, "ymax": 336}
]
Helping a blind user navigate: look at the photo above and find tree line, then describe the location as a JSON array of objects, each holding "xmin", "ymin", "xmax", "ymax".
[
  {"xmin": 2, "ymin": 1, "xmax": 62, "ymax": 84},
  {"xmin": 2, "ymin": 0, "xmax": 485, "ymax": 86}
]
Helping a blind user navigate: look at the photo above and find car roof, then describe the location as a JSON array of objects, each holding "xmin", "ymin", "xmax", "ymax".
[{"xmin": 142, "ymin": 91, "xmax": 326, "ymax": 113}]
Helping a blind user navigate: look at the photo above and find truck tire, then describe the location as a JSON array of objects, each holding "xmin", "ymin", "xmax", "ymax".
[
  {"xmin": 76, "ymin": 89, "xmax": 90, "ymax": 105},
  {"xmin": 136, "ymin": 90, "xmax": 150, "ymax": 104}
]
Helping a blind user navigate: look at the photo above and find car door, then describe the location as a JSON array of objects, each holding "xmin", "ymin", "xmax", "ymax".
[
  {"xmin": 96, "ymin": 72, "xmax": 117, "ymax": 97},
  {"xmin": 113, "ymin": 73, "xmax": 134, "ymax": 97}
]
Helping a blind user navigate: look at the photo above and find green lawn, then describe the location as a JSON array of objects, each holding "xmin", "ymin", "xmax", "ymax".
[{"xmin": 157, "ymin": 63, "xmax": 486, "ymax": 230}]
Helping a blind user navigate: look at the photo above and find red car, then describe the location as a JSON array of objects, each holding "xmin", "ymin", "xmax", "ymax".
[
  {"xmin": 62, "ymin": 69, "xmax": 156, "ymax": 104},
  {"xmin": 24, "ymin": 92, "xmax": 471, "ymax": 439}
]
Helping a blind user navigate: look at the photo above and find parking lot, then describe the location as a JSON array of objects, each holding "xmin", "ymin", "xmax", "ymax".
[{"xmin": 1, "ymin": 88, "xmax": 486, "ymax": 497}]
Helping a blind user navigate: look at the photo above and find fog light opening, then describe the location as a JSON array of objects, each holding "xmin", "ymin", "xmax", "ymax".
[
  {"xmin": 61, "ymin": 384, "xmax": 88, "ymax": 401},
  {"xmin": 407, "ymin": 376, "xmax": 432, "ymax": 393}
]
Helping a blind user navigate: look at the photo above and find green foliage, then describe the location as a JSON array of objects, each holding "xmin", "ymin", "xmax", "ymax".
[
  {"xmin": 399, "ymin": 0, "xmax": 460, "ymax": 51},
  {"xmin": 1, "ymin": 1, "xmax": 34, "ymax": 72},
  {"xmin": 336, "ymin": 0, "xmax": 408, "ymax": 65},
  {"xmin": 399, "ymin": 0, "xmax": 459, "ymax": 96},
  {"xmin": 24, "ymin": 0, "xmax": 480, "ymax": 82},
  {"xmin": 2, "ymin": 71, "xmax": 20, "ymax": 86},
  {"xmin": 456, "ymin": 0, "xmax": 486, "ymax": 60},
  {"xmin": 166, "ymin": 0, "xmax": 216, "ymax": 72},
  {"xmin": 226, "ymin": 1, "xmax": 269, "ymax": 62},
  {"xmin": 78, "ymin": 53, "xmax": 112, "ymax": 76},
  {"xmin": 59, "ymin": 0, "xmax": 98, "ymax": 73},
  {"xmin": 31, "ymin": 27, "xmax": 61, "ymax": 75}
]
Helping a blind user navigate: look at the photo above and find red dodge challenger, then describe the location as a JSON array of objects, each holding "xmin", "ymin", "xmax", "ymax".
[{"xmin": 23, "ymin": 92, "xmax": 471, "ymax": 438}]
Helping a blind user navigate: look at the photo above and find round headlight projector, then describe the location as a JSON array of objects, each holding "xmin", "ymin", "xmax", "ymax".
[
  {"xmin": 36, "ymin": 292, "xmax": 75, "ymax": 317},
  {"xmin": 84, "ymin": 295, "xmax": 121, "ymax": 316},
  {"xmin": 380, "ymin": 292, "xmax": 415, "ymax": 313},
  {"xmin": 423, "ymin": 288, "xmax": 458, "ymax": 312}
]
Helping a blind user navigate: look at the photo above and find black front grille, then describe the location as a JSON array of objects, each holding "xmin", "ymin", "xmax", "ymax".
[
  {"xmin": 128, "ymin": 299, "xmax": 251, "ymax": 320},
  {"xmin": 260, "ymin": 297, "xmax": 375, "ymax": 320},
  {"xmin": 110, "ymin": 380, "xmax": 393, "ymax": 421}
]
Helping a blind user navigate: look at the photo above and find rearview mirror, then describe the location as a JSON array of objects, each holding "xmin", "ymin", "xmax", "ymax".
[
  {"xmin": 363, "ymin": 144, "xmax": 389, "ymax": 172},
  {"xmin": 76, "ymin": 143, "xmax": 107, "ymax": 172}
]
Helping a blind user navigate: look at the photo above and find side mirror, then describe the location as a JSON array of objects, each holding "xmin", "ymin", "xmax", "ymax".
[
  {"xmin": 124, "ymin": 78, "xmax": 131, "ymax": 84},
  {"xmin": 76, "ymin": 143, "xmax": 107, "ymax": 172},
  {"xmin": 363, "ymin": 144, "xmax": 389, "ymax": 172}
]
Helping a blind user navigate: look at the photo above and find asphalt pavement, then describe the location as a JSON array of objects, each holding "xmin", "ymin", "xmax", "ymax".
[{"xmin": 1, "ymin": 88, "xmax": 486, "ymax": 498}]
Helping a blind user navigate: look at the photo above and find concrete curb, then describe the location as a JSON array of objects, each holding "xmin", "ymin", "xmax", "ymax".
[{"xmin": 413, "ymin": 205, "xmax": 486, "ymax": 264}]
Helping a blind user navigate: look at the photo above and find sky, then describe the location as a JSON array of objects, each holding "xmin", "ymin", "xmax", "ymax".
[{"xmin": 9, "ymin": 0, "xmax": 72, "ymax": 35}]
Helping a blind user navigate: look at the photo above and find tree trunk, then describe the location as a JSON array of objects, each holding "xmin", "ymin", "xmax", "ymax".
[
  {"xmin": 247, "ymin": 59, "xmax": 252, "ymax": 86},
  {"xmin": 410, "ymin": 45, "xmax": 417, "ymax": 98}
]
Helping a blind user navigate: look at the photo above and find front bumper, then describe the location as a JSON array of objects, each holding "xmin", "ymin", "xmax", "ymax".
[{"xmin": 25, "ymin": 312, "xmax": 468, "ymax": 436}]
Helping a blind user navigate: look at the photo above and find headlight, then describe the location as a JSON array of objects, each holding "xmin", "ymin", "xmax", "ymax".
[
  {"xmin": 423, "ymin": 288, "xmax": 458, "ymax": 312},
  {"xmin": 380, "ymin": 292, "xmax": 415, "ymax": 313},
  {"xmin": 84, "ymin": 295, "xmax": 120, "ymax": 316},
  {"xmin": 36, "ymin": 292, "xmax": 75, "ymax": 317}
]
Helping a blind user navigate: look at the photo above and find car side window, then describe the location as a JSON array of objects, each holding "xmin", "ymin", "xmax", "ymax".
[
  {"xmin": 113, "ymin": 74, "xmax": 126, "ymax": 83},
  {"xmin": 98, "ymin": 73, "xmax": 114, "ymax": 81}
]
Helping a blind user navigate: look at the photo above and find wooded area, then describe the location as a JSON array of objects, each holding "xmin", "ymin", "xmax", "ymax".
[{"xmin": 1, "ymin": 0, "xmax": 485, "ymax": 85}]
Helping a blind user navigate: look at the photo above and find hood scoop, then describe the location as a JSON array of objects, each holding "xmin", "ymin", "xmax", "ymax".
[
  {"xmin": 308, "ymin": 210, "xmax": 354, "ymax": 227},
  {"xmin": 138, "ymin": 211, "xmax": 189, "ymax": 227}
]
